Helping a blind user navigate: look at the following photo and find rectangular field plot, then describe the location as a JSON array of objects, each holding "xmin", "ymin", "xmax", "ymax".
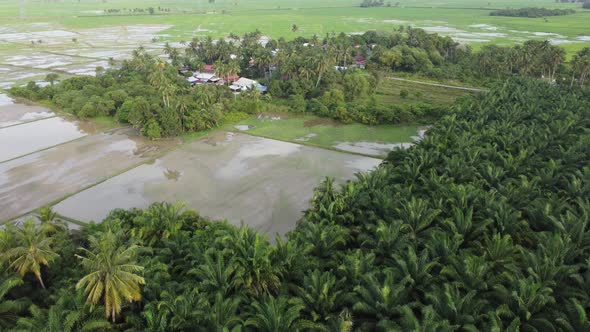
[{"xmin": 54, "ymin": 132, "xmax": 381, "ymax": 236}]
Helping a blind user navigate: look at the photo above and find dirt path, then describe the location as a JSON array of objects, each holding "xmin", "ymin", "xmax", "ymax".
[{"xmin": 386, "ymin": 76, "xmax": 487, "ymax": 93}]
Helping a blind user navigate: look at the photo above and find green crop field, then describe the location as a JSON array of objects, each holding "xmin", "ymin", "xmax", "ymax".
[
  {"xmin": 0, "ymin": 0, "xmax": 588, "ymax": 54},
  {"xmin": 375, "ymin": 79, "xmax": 471, "ymax": 106}
]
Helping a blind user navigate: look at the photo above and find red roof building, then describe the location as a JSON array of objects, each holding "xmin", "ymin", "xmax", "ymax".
[{"xmin": 202, "ymin": 64, "xmax": 215, "ymax": 73}]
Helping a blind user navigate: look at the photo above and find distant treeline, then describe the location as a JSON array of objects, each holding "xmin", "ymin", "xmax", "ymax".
[
  {"xmin": 490, "ymin": 7, "xmax": 575, "ymax": 17},
  {"xmin": 360, "ymin": 0, "xmax": 390, "ymax": 8},
  {"xmin": 104, "ymin": 7, "xmax": 171, "ymax": 15}
]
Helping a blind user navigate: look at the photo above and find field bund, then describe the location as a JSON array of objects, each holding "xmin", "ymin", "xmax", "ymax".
[
  {"xmin": 0, "ymin": 100, "xmax": 381, "ymax": 235},
  {"xmin": 53, "ymin": 132, "xmax": 381, "ymax": 236}
]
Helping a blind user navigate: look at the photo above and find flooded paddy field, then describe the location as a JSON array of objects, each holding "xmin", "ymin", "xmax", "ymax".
[
  {"xmin": 0, "ymin": 128, "xmax": 180, "ymax": 222},
  {"xmin": 0, "ymin": 94, "xmax": 55, "ymax": 128},
  {"xmin": 0, "ymin": 117, "xmax": 87, "ymax": 162},
  {"xmin": 0, "ymin": 23, "xmax": 171, "ymax": 87},
  {"xmin": 54, "ymin": 132, "xmax": 381, "ymax": 236}
]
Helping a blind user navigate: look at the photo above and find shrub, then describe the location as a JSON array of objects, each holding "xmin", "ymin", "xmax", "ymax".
[
  {"xmin": 400, "ymin": 89, "xmax": 409, "ymax": 99},
  {"xmin": 222, "ymin": 111, "xmax": 250, "ymax": 124},
  {"xmin": 143, "ymin": 119, "xmax": 162, "ymax": 139},
  {"xmin": 288, "ymin": 95, "xmax": 307, "ymax": 113}
]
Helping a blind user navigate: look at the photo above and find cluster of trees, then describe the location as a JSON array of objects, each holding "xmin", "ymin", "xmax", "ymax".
[
  {"xmin": 9, "ymin": 49, "xmax": 238, "ymax": 139},
  {"xmin": 2, "ymin": 79, "xmax": 590, "ymax": 330},
  {"xmin": 441, "ymin": 44, "xmax": 590, "ymax": 85},
  {"xmin": 472, "ymin": 40, "xmax": 566, "ymax": 81},
  {"xmin": 360, "ymin": 0, "xmax": 387, "ymax": 7},
  {"xmin": 489, "ymin": 7, "xmax": 575, "ymax": 17},
  {"xmin": 584, "ymin": 1, "xmax": 590, "ymax": 9},
  {"xmin": 10, "ymin": 28, "xmax": 590, "ymax": 139}
]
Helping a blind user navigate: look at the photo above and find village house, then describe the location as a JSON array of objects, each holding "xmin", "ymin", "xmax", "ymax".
[{"xmin": 230, "ymin": 77, "xmax": 267, "ymax": 93}]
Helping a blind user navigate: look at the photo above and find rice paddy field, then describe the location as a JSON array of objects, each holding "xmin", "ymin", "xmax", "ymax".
[
  {"xmin": 0, "ymin": 0, "xmax": 589, "ymax": 89},
  {"xmin": 0, "ymin": 0, "xmax": 587, "ymax": 232}
]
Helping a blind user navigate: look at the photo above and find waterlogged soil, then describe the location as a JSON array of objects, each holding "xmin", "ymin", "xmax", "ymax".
[
  {"xmin": 54, "ymin": 132, "xmax": 382, "ymax": 236},
  {"xmin": 0, "ymin": 24, "xmax": 171, "ymax": 87},
  {"xmin": 0, "ymin": 95, "xmax": 55, "ymax": 128},
  {"xmin": 334, "ymin": 141, "xmax": 415, "ymax": 156},
  {"xmin": 333, "ymin": 128, "xmax": 428, "ymax": 156},
  {"xmin": 0, "ymin": 117, "xmax": 86, "ymax": 162},
  {"xmin": 0, "ymin": 128, "xmax": 179, "ymax": 222}
]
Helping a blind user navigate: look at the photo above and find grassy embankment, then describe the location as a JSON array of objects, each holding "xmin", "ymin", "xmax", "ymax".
[{"xmin": 223, "ymin": 78, "xmax": 472, "ymax": 156}]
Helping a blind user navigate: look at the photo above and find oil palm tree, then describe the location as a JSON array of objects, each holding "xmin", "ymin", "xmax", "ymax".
[
  {"xmin": 204, "ymin": 292, "xmax": 243, "ymax": 332},
  {"xmin": 245, "ymin": 296, "xmax": 319, "ymax": 332},
  {"xmin": 352, "ymin": 270, "xmax": 413, "ymax": 329},
  {"xmin": 189, "ymin": 251, "xmax": 241, "ymax": 296},
  {"xmin": 11, "ymin": 290, "xmax": 110, "ymax": 332},
  {"xmin": 0, "ymin": 219, "xmax": 59, "ymax": 289},
  {"xmin": 76, "ymin": 230, "xmax": 145, "ymax": 322},
  {"xmin": 221, "ymin": 227, "xmax": 282, "ymax": 296},
  {"xmin": 130, "ymin": 201, "xmax": 185, "ymax": 246},
  {"xmin": 296, "ymin": 269, "xmax": 344, "ymax": 323},
  {"xmin": 0, "ymin": 276, "xmax": 29, "ymax": 329}
]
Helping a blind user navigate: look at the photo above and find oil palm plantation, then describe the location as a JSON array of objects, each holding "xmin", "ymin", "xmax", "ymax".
[
  {"xmin": 245, "ymin": 296, "xmax": 317, "ymax": 332},
  {"xmin": 0, "ymin": 277, "xmax": 29, "ymax": 329}
]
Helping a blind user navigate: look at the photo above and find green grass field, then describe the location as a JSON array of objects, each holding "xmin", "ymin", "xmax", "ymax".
[
  {"xmin": 375, "ymin": 79, "xmax": 471, "ymax": 105},
  {"xmin": 0, "ymin": 0, "xmax": 588, "ymax": 54},
  {"xmin": 224, "ymin": 113, "xmax": 419, "ymax": 157}
]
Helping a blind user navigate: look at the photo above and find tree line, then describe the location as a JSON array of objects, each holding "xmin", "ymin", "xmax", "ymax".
[
  {"xmin": 2, "ymin": 78, "xmax": 590, "ymax": 330},
  {"xmin": 9, "ymin": 28, "xmax": 590, "ymax": 139},
  {"xmin": 103, "ymin": 7, "xmax": 171, "ymax": 15},
  {"xmin": 489, "ymin": 7, "xmax": 575, "ymax": 17}
]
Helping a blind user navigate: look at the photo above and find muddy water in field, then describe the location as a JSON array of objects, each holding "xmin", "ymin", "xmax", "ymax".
[
  {"xmin": 334, "ymin": 141, "xmax": 415, "ymax": 156},
  {"xmin": 0, "ymin": 95, "xmax": 55, "ymax": 128},
  {"xmin": 0, "ymin": 128, "xmax": 179, "ymax": 222},
  {"xmin": 55, "ymin": 132, "xmax": 381, "ymax": 236},
  {"xmin": 0, "ymin": 117, "xmax": 87, "ymax": 162}
]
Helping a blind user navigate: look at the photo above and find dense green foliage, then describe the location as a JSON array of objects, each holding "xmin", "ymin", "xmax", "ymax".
[
  {"xmin": 2, "ymin": 79, "xmax": 590, "ymax": 330},
  {"xmin": 490, "ymin": 7, "xmax": 575, "ymax": 17},
  {"xmin": 11, "ymin": 28, "xmax": 589, "ymax": 138}
]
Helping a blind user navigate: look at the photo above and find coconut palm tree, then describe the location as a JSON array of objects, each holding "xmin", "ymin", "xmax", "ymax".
[
  {"xmin": 36, "ymin": 206, "xmax": 66, "ymax": 236},
  {"xmin": 76, "ymin": 230, "xmax": 145, "ymax": 322},
  {"xmin": 313, "ymin": 53, "xmax": 334, "ymax": 87},
  {"xmin": 44, "ymin": 73, "xmax": 59, "ymax": 86},
  {"xmin": 571, "ymin": 47, "xmax": 590, "ymax": 86},
  {"xmin": 227, "ymin": 60, "xmax": 241, "ymax": 82},
  {"xmin": 0, "ymin": 219, "xmax": 59, "ymax": 289}
]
